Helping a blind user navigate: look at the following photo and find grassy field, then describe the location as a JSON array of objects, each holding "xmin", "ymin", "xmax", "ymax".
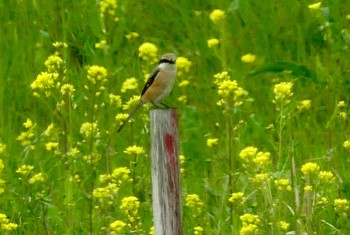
[{"xmin": 1, "ymin": 0, "xmax": 350, "ymax": 234}]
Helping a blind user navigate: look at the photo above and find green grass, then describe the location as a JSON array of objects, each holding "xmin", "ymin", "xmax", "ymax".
[{"xmin": 1, "ymin": 0, "xmax": 350, "ymax": 234}]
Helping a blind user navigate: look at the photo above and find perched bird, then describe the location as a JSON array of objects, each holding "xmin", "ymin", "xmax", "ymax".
[{"xmin": 118, "ymin": 53, "xmax": 177, "ymax": 132}]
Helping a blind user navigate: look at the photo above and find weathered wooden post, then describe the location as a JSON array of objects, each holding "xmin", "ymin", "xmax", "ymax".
[{"xmin": 150, "ymin": 109, "xmax": 182, "ymax": 235}]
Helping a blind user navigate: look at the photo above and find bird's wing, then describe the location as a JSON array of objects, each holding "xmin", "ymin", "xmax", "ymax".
[{"xmin": 141, "ymin": 67, "xmax": 160, "ymax": 96}]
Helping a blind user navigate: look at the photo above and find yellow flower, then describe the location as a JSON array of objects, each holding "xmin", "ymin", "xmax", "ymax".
[
  {"xmin": 124, "ymin": 145, "xmax": 145, "ymax": 155},
  {"xmin": 297, "ymin": 100, "xmax": 311, "ymax": 111},
  {"xmin": 253, "ymin": 173, "xmax": 269, "ymax": 183},
  {"xmin": 0, "ymin": 214, "xmax": 18, "ymax": 231},
  {"xmin": 45, "ymin": 54, "xmax": 64, "ymax": 72},
  {"xmin": 52, "ymin": 41, "xmax": 68, "ymax": 49},
  {"xmin": 16, "ymin": 165, "xmax": 34, "ymax": 175},
  {"xmin": 185, "ymin": 194, "xmax": 203, "ymax": 216},
  {"xmin": 217, "ymin": 80, "xmax": 238, "ymax": 97},
  {"xmin": 178, "ymin": 80, "xmax": 190, "ymax": 87},
  {"xmin": 31, "ymin": 72, "xmax": 58, "ymax": 93},
  {"xmin": 123, "ymin": 95, "xmax": 140, "ymax": 111},
  {"xmin": 194, "ymin": 226, "xmax": 203, "ymax": 235},
  {"xmin": 99, "ymin": 0, "xmax": 117, "ymax": 18},
  {"xmin": 29, "ymin": 173, "xmax": 45, "ymax": 184},
  {"xmin": 275, "ymin": 179, "xmax": 292, "ymax": 191},
  {"xmin": 209, "ymin": 9, "xmax": 226, "ymax": 24},
  {"xmin": 273, "ymin": 81, "xmax": 293, "ymax": 103},
  {"xmin": 120, "ymin": 196, "xmax": 140, "ymax": 223},
  {"xmin": 45, "ymin": 142, "xmax": 58, "ymax": 151},
  {"xmin": 121, "ymin": 77, "xmax": 139, "ymax": 93},
  {"xmin": 308, "ymin": 2, "xmax": 321, "ymax": 10},
  {"xmin": 95, "ymin": 39, "xmax": 107, "ymax": 49},
  {"xmin": 23, "ymin": 119, "xmax": 33, "ymax": 129},
  {"xmin": 337, "ymin": 100, "xmax": 346, "ymax": 108},
  {"xmin": 125, "ymin": 32, "xmax": 139, "ymax": 40},
  {"xmin": 334, "ymin": 198, "xmax": 349, "ymax": 214},
  {"xmin": 241, "ymin": 53, "xmax": 256, "ymax": 63},
  {"xmin": 343, "ymin": 140, "xmax": 350, "ymax": 149},
  {"xmin": 239, "ymin": 146, "xmax": 258, "ymax": 163},
  {"xmin": 111, "ymin": 167, "xmax": 131, "ymax": 182},
  {"xmin": 301, "ymin": 162, "xmax": 320, "ymax": 176},
  {"xmin": 176, "ymin": 57, "xmax": 192, "ymax": 76},
  {"xmin": 240, "ymin": 224, "xmax": 258, "ymax": 235},
  {"xmin": 110, "ymin": 220, "xmax": 126, "ymax": 234},
  {"xmin": 80, "ymin": 122, "xmax": 100, "ymax": 139},
  {"xmin": 279, "ymin": 221, "xmax": 289, "ymax": 231},
  {"xmin": 207, "ymin": 38, "xmax": 220, "ymax": 48},
  {"xmin": 240, "ymin": 213, "xmax": 260, "ymax": 226},
  {"xmin": 109, "ymin": 94, "xmax": 122, "ymax": 107},
  {"xmin": 87, "ymin": 65, "xmax": 108, "ymax": 84},
  {"xmin": 304, "ymin": 185, "xmax": 313, "ymax": 192},
  {"xmin": 206, "ymin": 138, "xmax": 218, "ymax": 147},
  {"xmin": 138, "ymin": 42, "xmax": 158, "ymax": 62},
  {"xmin": 346, "ymin": 14, "xmax": 350, "ymax": 20},
  {"xmin": 0, "ymin": 160, "xmax": 4, "ymax": 172},
  {"xmin": 319, "ymin": 171, "xmax": 335, "ymax": 183},
  {"xmin": 115, "ymin": 113, "xmax": 129, "ymax": 124},
  {"xmin": 60, "ymin": 83, "xmax": 75, "ymax": 95},
  {"xmin": 252, "ymin": 151, "xmax": 271, "ymax": 166},
  {"xmin": 229, "ymin": 192, "xmax": 245, "ymax": 203},
  {"xmin": 339, "ymin": 112, "xmax": 347, "ymax": 120},
  {"xmin": 178, "ymin": 95, "xmax": 187, "ymax": 102}
]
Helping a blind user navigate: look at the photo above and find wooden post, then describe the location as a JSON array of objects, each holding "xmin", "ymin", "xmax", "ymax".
[{"xmin": 150, "ymin": 109, "xmax": 182, "ymax": 235}]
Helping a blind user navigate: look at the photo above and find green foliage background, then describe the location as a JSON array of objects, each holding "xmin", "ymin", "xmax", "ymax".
[{"xmin": 1, "ymin": 0, "xmax": 350, "ymax": 234}]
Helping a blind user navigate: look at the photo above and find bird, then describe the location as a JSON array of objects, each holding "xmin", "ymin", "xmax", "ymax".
[{"xmin": 117, "ymin": 53, "xmax": 177, "ymax": 132}]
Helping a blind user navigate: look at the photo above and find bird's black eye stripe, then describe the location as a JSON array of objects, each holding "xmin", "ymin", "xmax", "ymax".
[{"xmin": 159, "ymin": 58, "xmax": 176, "ymax": 64}]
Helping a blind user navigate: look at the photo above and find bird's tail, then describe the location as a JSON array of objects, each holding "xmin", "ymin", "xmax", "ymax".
[{"xmin": 117, "ymin": 100, "xmax": 144, "ymax": 132}]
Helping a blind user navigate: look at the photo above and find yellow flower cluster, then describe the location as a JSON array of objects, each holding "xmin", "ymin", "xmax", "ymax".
[
  {"xmin": 16, "ymin": 165, "xmax": 34, "ymax": 175},
  {"xmin": 274, "ymin": 179, "xmax": 292, "ymax": 191},
  {"xmin": 229, "ymin": 192, "xmax": 245, "ymax": 204},
  {"xmin": 120, "ymin": 196, "xmax": 140, "ymax": 226},
  {"xmin": 239, "ymin": 213, "xmax": 260, "ymax": 235},
  {"xmin": 214, "ymin": 71, "xmax": 248, "ymax": 107},
  {"xmin": 110, "ymin": 220, "xmax": 126, "ymax": 234},
  {"xmin": 209, "ymin": 9, "xmax": 226, "ymax": 24},
  {"xmin": 87, "ymin": 65, "xmax": 108, "ymax": 85},
  {"xmin": 343, "ymin": 140, "xmax": 350, "ymax": 149},
  {"xmin": 334, "ymin": 198, "xmax": 349, "ymax": 214},
  {"xmin": 318, "ymin": 171, "xmax": 335, "ymax": 183},
  {"xmin": 31, "ymin": 72, "xmax": 59, "ymax": 97},
  {"xmin": 121, "ymin": 77, "xmax": 139, "ymax": 93},
  {"xmin": 122, "ymin": 95, "xmax": 139, "ymax": 111},
  {"xmin": 124, "ymin": 145, "xmax": 145, "ymax": 155},
  {"xmin": 337, "ymin": 100, "xmax": 348, "ymax": 120},
  {"xmin": 194, "ymin": 226, "xmax": 203, "ymax": 235},
  {"xmin": 179, "ymin": 154, "xmax": 186, "ymax": 174},
  {"xmin": 207, "ymin": 38, "xmax": 219, "ymax": 48},
  {"xmin": 29, "ymin": 173, "xmax": 45, "ymax": 184},
  {"xmin": 99, "ymin": 0, "xmax": 117, "ymax": 18},
  {"xmin": 44, "ymin": 123, "xmax": 55, "ymax": 137},
  {"xmin": 125, "ymin": 32, "xmax": 139, "ymax": 40},
  {"xmin": 301, "ymin": 162, "xmax": 320, "ymax": 176},
  {"xmin": 93, "ymin": 184, "xmax": 119, "ymax": 203},
  {"xmin": 31, "ymin": 42, "xmax": 66, "ymax": 98},
  {"xmin": 239, "ymin": 146, "xmax": 271, "ymax": 168},
  {"xmin": 109, "ymin": 94, "xmax": 122, "ymax": 107},
  {"xmin": 241, "ymin": 53, "xmax": 256, "ymax": 63},
  {"xmin": 138, "ymin": 42, "xmax": 158, "ymax": 63},
  {"xmin": 308, "ymin": 2, "xmax": 321, "ymax": 10},
  {"xmin": 176, "ymin": 56, "xmax": 192, "ymax": 77},
  {"xmin": 297, "ymin": 100, "xmax": 312, "ymax": 112},
  {"xmin": 273, "ymin": 82, "xmax": 293, "ymax": 104},
  {"xmin": 0, "ymin": 213, "xmax": 18, "ymax": 231},
  {"xmin": 45, "ymin": 142, "xmax": 58, "ymax": 152},
  {"xmin": 95, "ymin": 39, "xmax": 107, "ymax": 49},
  {"xmin": 279, "ymin": 221, "xmax": 290, "ymax": 231},
  {"xmin": 16, "ymin": 119, "xmax": 35, "ymax": 149},
  {"xmin": 44, "ymin": 54, "xmax": 64, "ymax": 72},
  {"xmin": 60, "ymin": 84, "xmax": 75, "ymax": 96},
  {"xmin": 80, "ymin": 122, "xmax": 100, "ymax": 139},
  {"xmin": 185, "ymin": 194, "xmax": 204, "ymax": 216},
  {"xmin": 206, "ymin": 138, "xmax": 218, "ymax": 147}
]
